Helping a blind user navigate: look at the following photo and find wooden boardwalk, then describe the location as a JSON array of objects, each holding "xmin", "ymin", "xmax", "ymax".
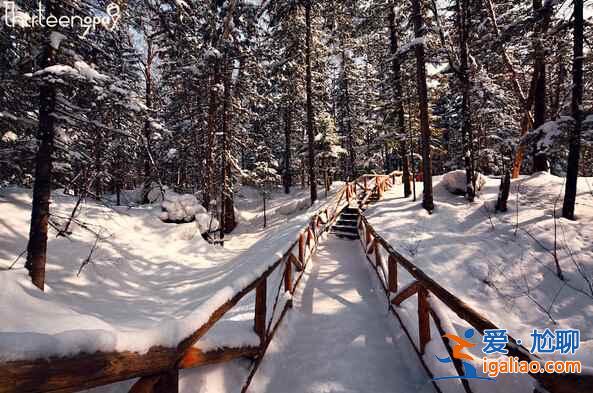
[{"xmin": 250, "ymin": 237, "xmax": 435, "ymax": 393}]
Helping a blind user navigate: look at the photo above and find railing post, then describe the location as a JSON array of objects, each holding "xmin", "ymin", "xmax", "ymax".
[
  {"xmin": 299, "ymin": 233, "xmax": 305, "ymax": 264},
  {"xmin": 374, "ymin": 240, "xmax": 382, "ymax": 267},
  {"xmin": 418, "ymin": 285, "xmax": 431, "ymax": 354},
  {"xmin": 388, "ymin": 255, "xmax": 398, "ymax": 293},
  {"xmin": 364, "ymin": 177, "xmax": 368, "ymax": 192},
  {"xmin": 255, "ymin": 278, "xmax": 267, "ymax": 343},
  {"xmin": 284, "ymin": 257, "xmax": 292, "ymax": 293},
  {"xmin": 365, "ymin": 225, "xmax": 372, "ymax": 250}
]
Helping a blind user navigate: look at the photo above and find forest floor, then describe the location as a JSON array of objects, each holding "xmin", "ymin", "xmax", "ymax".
[{"xmin": 365, "ymin": 172, "xmax": 593, "ymax": 393}]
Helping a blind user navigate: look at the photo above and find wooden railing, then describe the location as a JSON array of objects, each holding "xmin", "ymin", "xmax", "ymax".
[
  {"xmin": 356, "ymin": 192, "xmax": 593, "ymax": 393},
  {"xmin": 0, "ymin": 177, "xmax": 374, "ymax": 393}
]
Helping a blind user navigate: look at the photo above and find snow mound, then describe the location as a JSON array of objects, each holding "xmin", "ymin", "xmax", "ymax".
[
  {"xmin": 440, "ymin": 170, "xmax": 486, "ymax": 195},
  {"xmin": 277, "ymin": 197, "xmax": 310, "ymax": 216},
  {"xmin": 160, "ymin": 193, "xmax": 207, "ymax": 223}
]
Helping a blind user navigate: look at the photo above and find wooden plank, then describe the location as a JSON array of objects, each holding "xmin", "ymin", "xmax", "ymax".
[
  {"xmin": 153, "ymin": 369, "xmax": 178, "ymax": 393},
  {"xmin": 391, "ymin": 281, "xmax": 420, "ymax": 306},
  {"xmin": 418, "ymin": 286, "xmax": 431, "ymax": 355},
  {"xmin": 0, "ymin": 347, "xmax": 178, "ymax": 393},
  {"xmin": 298, "ymin": 233, "xmax": 305, "ymax": 265},
  {"xmin": 284, "ymin": 257, "xmax": 292, "ymax": 293},
  {"xmin": 289, "ymin": 253, "xmax": 303, "ymax": 271},
  {"xmin": 374, "ymin": 239, "xmax": 382, "ymax": 267},
  {"xmin": 255, "ymin": 277, "xmax": 267, "ymax": 343},
  {"xmin": 388, "ymin": 255, "xmax": 398, "ymax": 293},
  {"xmin": 129, "ymin": 375, "xmax": 160, "ymax": 393},
  {"xmin": 179, "ymin": 346, "xmax": 260, "ymax": 370}
]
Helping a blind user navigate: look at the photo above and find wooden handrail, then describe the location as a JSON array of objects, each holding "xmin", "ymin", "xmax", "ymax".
[
  {"xmin": 1, "ymin": 175, "xmax": 382, "ymax": 393},
  {"xmin": 357, "ymin": 209, "xmax": 593, "ymax": 393}
]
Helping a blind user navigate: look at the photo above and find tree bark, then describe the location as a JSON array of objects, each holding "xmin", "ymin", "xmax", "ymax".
[
  {"xmin": 532, "ymin": 0, "xmax": 551, "ymax": 173},
  {"xmin": 411, "ymin": 0, "xmax": 434, "ymax": 212},
  {"xmin": 283, "ymin": 107, "xmax": 292, "ymax": 194},
  {"xmin": 26, "ymin": 0, "xmax": 59, "ymax": 291},
  {"xmin": 562, "ymin": 0, "xmax": 583, "ymax": 220},
  {"xmin": 305, "ymin": 0, "xmax": 317, "ymax": 205},
  {"xmin": 458, "ymin": 0, "xmax": 475, "ymax": 201},
  {"xmin": 220, "ymin": 55, "xmax": 236, "ymax": 235},
  {"xmin": 204, "ymin": 59, "xmax": 220, "ymax": 210},
  {"xmin": 339, "ymin": 50, "xmax": 356, "ymax": 181},
  {"xmin": 388, "ymin": 4, "xmax": 411, "ymax": 198},
  {"xmin": 486, "ymin": 0, "xmax": 537, "ymax": 179},
  {"xmin": 142, "ymin": 37, "xmax": 156, "ymax": 204}
]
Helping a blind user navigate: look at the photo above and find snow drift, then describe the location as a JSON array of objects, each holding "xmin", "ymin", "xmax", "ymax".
[{"xmin": 440, "ymin": 170, "xmax": 486, "ymax": 195}]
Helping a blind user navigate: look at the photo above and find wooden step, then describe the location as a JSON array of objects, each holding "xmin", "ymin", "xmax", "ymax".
[
  {"xmin": 330, "ymin": 231, "xmax": 360, "ymax": 240},
  {"xmin": 336, "ymin": 219, "xmax": 358, "ymax": 227},
  {"xmin": 331, "ymin": 225, "xmax": 358, "ymax": 234}
]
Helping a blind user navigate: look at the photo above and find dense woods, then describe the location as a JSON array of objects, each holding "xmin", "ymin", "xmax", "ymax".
[{"xmin": 0, "ymin": 0, "xmax": 591, "ymax": 290}]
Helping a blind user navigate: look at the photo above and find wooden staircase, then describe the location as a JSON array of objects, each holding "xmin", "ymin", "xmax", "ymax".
[
  {"xmin": 330, "ymin": 187, "xmax": 381, "ymax": 241},
  {"xmin": 330, "ymin": 207, "xmax": 360, "ymax": 240}
]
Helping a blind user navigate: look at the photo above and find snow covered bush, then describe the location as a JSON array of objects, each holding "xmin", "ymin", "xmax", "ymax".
[
  {"xmin": 441, "ymin": 170, "xmax": 486, "ymax": 196},
  {"xmin": 160, "ymin": 193, "xmax": 207, "ymax": 223}
]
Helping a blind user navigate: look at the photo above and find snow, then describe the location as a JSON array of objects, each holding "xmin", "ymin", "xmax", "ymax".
[
  {"xmin": 30, "ymin": 61, "xmax": 108, "ymax": 83},
  {"xmin": 365, "ymin": 172, "xmax": 593, "ymax": 382},
  {"xmin": 160, "ymin": 192, "xmax": 208, "ymax": 223},
  {"xmin": 440, "ymin": 170, "xmax": 486, "ymax": 195},
  {"xmin": 50, "ymin": 32, "xmax": 67, "ymax": 50},
  {"xmin": 0, "ymin": 184, "xmax": 341, "ymax": 362},
  {"xmin": 74, "ymin": 61, "xmax": 108, "ymax": 83},
  {"xmin": 249, "ymin": 238, "xmax": 435, "ymax": 393},
  {"xmin": 1, "ymin": 131, "xmax": 17, "ymax": 143}
]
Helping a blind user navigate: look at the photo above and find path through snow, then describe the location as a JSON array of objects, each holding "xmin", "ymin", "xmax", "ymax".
[{"xmin": 249, "ymin": 237, "xmax": 436, "ymax": 393}]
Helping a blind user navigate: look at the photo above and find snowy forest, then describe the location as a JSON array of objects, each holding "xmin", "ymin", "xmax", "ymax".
[{"xmin": 1, "ymin": 0, "xmax": 593, "ymax": 393}]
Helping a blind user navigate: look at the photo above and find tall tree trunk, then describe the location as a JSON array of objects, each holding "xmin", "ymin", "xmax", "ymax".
[
  {"xmin": 26, "ymin": 0, "xmax": 59, "ymax": 291},
  {"xmin": 486, "ymin": 0, "xmax": 536, "ymax": 179},
  {"xmin": 412, "ymin": 0, "xmax": 434, "ymax": 212},
  {"xmin": 142, "ymin": 38, "xmax": 155, "ymax": 204},
  {"xmin": 220, "ymin": 55, "xmax": 236, "ymax": 235},
  {"xmin": 94, "ymin": 129, "xmax": 103, "ymax": 198},
  {"xmin": 388, "ymin": 5, "xmax": 411, "ymax": 198},
  {"xmin": 532, "ymin": 0, "xmax": 551, "ymax": 173},
  {"xmin": 459, "ymin": 0, "xmax": 475, "ymax": 201},
  {"xmin": 513, "ymin": 1, "xmax": 553, "ymax": 176},
  {"xmin": 305, "ymin": 0, "xmax": 317, "ymax": 205},
  {"xmin": 204, "ymin": 59, "xmax": 220, "ymax": 210},
  {"xmin": 340, "ymin": 50, "xmax": 356, "ymax": 181},
  {"xmin": 283, "ymin": 106, "xmax": 292, "ymax": 194},
  {"xmin": 562, "ymin": 0, "xmax": 583, "ymax": 220}
]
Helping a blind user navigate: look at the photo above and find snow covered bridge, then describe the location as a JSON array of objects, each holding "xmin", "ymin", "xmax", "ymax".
[{"xmin": 0, "ymin": 174, "xmax": 590, "ymax": 393}]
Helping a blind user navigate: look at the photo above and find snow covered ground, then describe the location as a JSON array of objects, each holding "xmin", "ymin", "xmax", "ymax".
[
  {"xmin": 0, "ymin": 183, "xmax": 340, "ymax": 363},
  {"xmin": 365, "ymin": 172, "xmax": 593, "ymax": 388},
  {"xmin": 249, "ymin": 237, "xmax": 436, "ymax": 393}
]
